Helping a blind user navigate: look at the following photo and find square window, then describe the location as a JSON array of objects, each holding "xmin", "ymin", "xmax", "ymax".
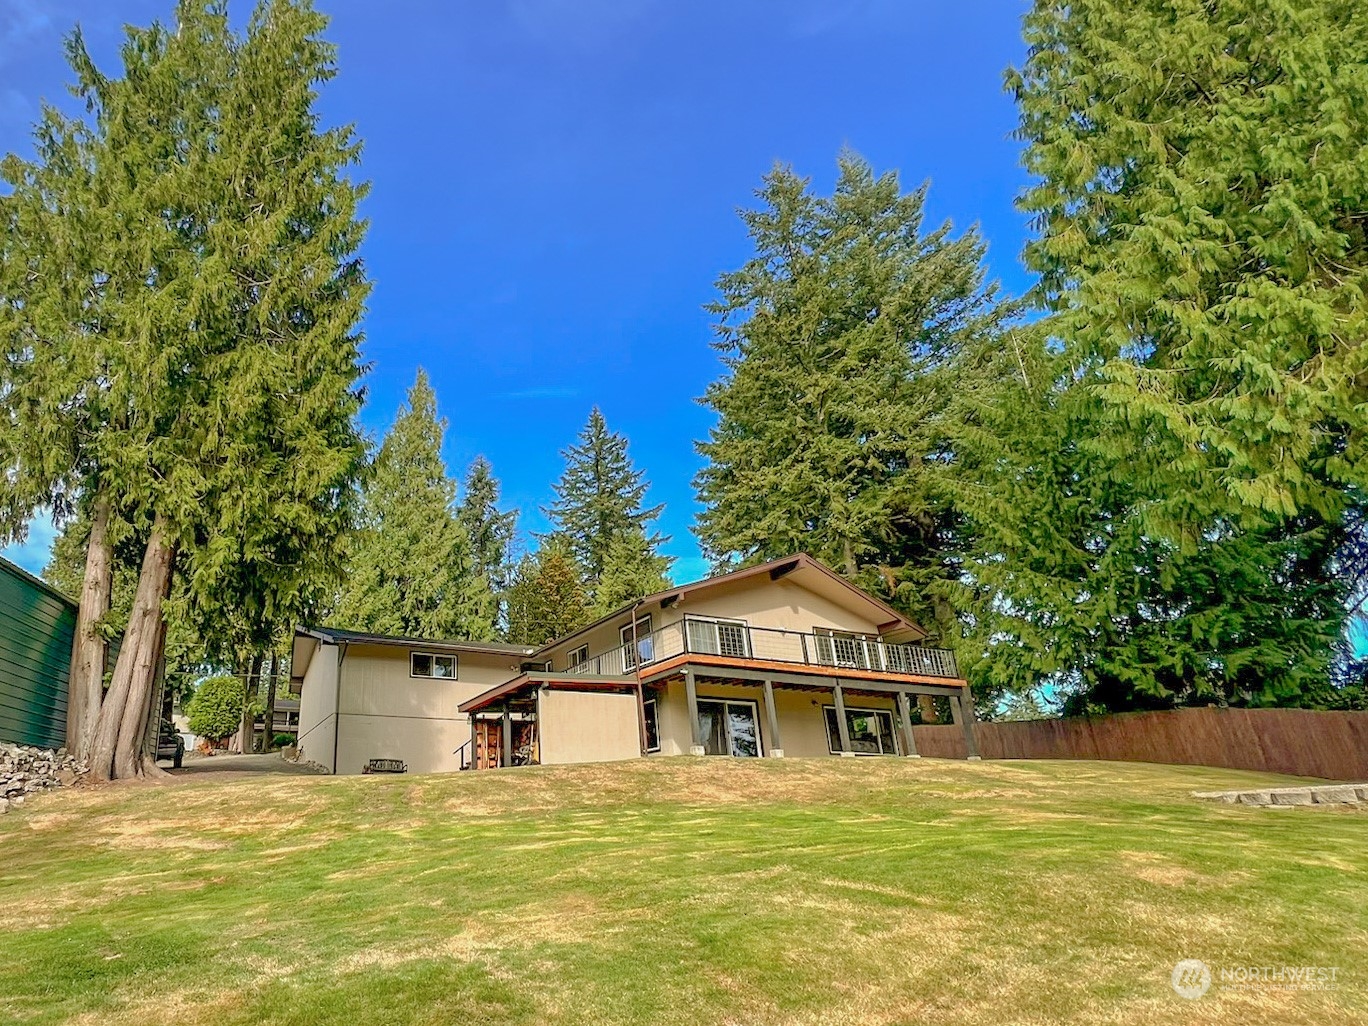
[{"xmin": 411, "ymin": 652, "xmax": 457, "ymax": 679}]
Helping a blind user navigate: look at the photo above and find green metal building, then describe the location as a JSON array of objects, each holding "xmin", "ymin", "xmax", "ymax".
[{"xmin": 0, "ymin": 555, "xmax": 76, "ymax": 749}]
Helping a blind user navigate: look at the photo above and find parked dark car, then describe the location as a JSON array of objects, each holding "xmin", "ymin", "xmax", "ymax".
[{"xmin": 157, "ymin": 719, "xmax": 185, "ymax": 768}]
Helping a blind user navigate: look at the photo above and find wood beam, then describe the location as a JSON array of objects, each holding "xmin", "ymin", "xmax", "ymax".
[
  {"xmin": 684, "ymin": 668, "xmax": 705, "ymax": 756},
  {"xmin": 501, "ymin": 704, "xmax": 512, "ymax": 768},
  {"xmin": 957, "ymin": 690, "xmax": 981, "ymax": 760},
  {"xmin": 761, "ymin": 678, "xmax": 783, "ymax": 757},
  {"xmin": 832, "ymin": 683, "xmax": 853, "ymax": 755},
  {"xmin": 896, "ymin": 691, "xmax": 920, "ymax": 758}
]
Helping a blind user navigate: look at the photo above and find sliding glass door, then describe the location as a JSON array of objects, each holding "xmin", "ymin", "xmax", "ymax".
[{"xmin": 696, "ymin": 699, "xmax": 760, "ymax": 757}]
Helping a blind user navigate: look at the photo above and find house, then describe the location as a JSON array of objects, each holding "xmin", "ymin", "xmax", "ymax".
[{"xmin": 292, "ymin": 554, "xmax": 979, "ymax": 775}]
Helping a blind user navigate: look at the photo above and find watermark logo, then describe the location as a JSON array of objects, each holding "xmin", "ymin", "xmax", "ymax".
[
  {"xmin": 1171, "ymin": 959, "xmax": 1340, "ymax": 999},
  {"xmin": 1171, "ymin": 959, "xmax": 1212, "ymax": 1000}
]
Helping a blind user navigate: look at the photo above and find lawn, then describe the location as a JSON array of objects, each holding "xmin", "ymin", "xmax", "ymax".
[{"xmin": 2, "ymin": 757, "xmax": 1365, "ymax": 1026}]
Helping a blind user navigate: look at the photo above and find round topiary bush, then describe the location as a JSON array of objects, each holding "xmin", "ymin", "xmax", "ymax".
[{"xmin": 186, "ymin": 674, "xmax": 245, "ymax": 743}]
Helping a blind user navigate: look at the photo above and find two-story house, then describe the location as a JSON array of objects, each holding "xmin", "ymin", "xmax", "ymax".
[{"xmin": 292, "ymin": 553, "xmax": 980, "ymax": 775}]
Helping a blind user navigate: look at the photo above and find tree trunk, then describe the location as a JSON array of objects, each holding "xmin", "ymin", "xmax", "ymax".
[
  {"xmin": 89, "ymin": 513, "xmax": 176, "ymax": 782},
  {"xmin": 260, "ymin": 653, "xmax": 279, "ymax": 752},
  {"xmin": 234, "ymin": 654, "xmax": 262, "ymax": 754},
  {"xmin": 133, "ymin": 608, "xmax": 173, "ymax": 780},
  {"xmin": 67, "ymin": 493, "xmax": 113, "ymax": 762}
]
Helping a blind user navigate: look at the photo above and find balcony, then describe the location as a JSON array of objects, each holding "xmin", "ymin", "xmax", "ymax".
[{"xmin": 563, "ymin": 620, "xmax": 959, "ymax": 680}]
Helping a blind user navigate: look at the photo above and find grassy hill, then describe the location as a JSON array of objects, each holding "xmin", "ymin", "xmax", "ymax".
[{"xmin": 2, "ymin": 757, "xmax": 1365, "ymax": 1025}]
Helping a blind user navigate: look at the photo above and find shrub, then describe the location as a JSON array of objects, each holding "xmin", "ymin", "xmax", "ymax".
[
  {"xmin": 187, "ymin": 674, "xmax": 245, "ymax": 742},
  {"xmin": 272, "ymin": 733, "xmax": 295, "ymax": 749}
]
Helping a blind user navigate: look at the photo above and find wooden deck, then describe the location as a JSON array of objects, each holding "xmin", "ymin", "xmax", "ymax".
[{"xmin": 638, "ymin": 651, "xmax": 968, "ymax": 691}]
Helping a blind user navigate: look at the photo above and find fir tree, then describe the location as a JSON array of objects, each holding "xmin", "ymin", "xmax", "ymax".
[
  {"xmin": 694, "ymin": 153, "xmax": 1001, "ymax": 638},
  {"xmin": 457, "ymin": 456, "xmax": 518, "ymax": 637},
  {"xmin": 334, "ymin": 371, "xmax": 494, "ymax": 639},
  {"xmin": 544, "ymin": 407, "xmax": 666, "ymax": 588},
  {"xmin": 504, "ymin": 538, "xmax": 591, "ymax": 646},
  {"xmin": 592, "ymin": 526, "xmax": 673, "ymax": 617}
]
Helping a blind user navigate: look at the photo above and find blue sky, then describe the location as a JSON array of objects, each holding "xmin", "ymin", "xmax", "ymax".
[{"xmin": 0, "ymin": 0, "xmax": 1035, "ymax": 582}]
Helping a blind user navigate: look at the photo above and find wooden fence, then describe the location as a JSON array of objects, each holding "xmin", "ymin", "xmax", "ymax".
[{"xmin": 912, "ymin": 707, "xmax": 1368, "ymax": 781}]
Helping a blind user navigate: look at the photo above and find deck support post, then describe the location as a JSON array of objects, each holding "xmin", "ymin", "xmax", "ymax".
[
  {"xmin": 501, "ymin": 704, "xmax": 513, "ymax": 768},
  {"xmin": 832, "ymin": 683, "xmax": 853, "ymax": 756},
  {"xmin": 761, "ymin": 678, "xmax": 783, "ymax": 757},
  {"xmin": 684, "ymin": 668, "xmax": 705, "ymax": 756},
  {"xmin": 896, "ymin": 691, "xmax": 920, "ymax": 758},
  {"xmin": 956, "ymin": 688, "xmax": 981, "ymax": 761},
  {"xmin": 468, "ymin": 715, "xmax": 478, "ymax": 770}
]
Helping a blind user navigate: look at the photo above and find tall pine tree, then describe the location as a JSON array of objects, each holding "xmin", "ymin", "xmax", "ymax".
[
  {"xmin": 504, "ymin": 538, "xmax": 591, "ymax": 647},
  {"xmin": 544, "ymin": 407, "xmax": 669, "ymax": 597},
  {"xmin": 334, "ymin": 371, "xmax": 494, "ymax": 639},
  {"xmin": 456, "ymin": 456, "xmax": 518, "ymax": 638},
  {"xmin": 694, "ymin": 153, "xmax": 1002, "ymax": 638}
]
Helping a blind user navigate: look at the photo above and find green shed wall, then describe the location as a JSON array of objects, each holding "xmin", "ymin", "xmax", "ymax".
[{"xmin": 0, "ymin": 556, "xmax": 76, "ymax": 749}]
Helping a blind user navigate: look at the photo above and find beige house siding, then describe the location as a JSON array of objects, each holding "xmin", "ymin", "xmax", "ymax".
[
  {"xmin": 295, "ymin": 641, "xmax": 340, "ymax": 772},
  {"xmin": 310, "ymin": 643, "xmax": 525, "ymax": 776},
  {"xmin": 540, "ymin": 574, "xmax": 889, "ymax": 671},
  {"xmin": 537, "ymin": 689, "xmax": 640, "ymax": 765},
  {"xmin": 651, "ymin": 679, "xmax": 900, "ymax": 758}
]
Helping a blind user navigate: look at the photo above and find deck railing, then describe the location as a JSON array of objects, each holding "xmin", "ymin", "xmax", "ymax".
[{"xmin": 561, "ymin": 620, "xmax": 959, "ymax": 679}]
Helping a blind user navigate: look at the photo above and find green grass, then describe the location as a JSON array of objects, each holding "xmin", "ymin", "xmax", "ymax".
[{"xmin": 2, "ymin": 757, "xmax": 1365, "ymax": 1025}]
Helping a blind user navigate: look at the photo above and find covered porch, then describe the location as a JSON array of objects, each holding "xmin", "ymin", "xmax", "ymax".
[
  {"xmin": 643, "ymin": 660, "xmax": 980, "ymax": 761},
  {"xmin": 458, "ymin": 659, "xmax": 980, "ymax": 768}
]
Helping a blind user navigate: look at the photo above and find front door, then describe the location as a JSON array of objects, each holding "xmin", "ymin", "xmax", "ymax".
[{"xmin": 696, "ymin": 699, "xmax": 760, "ymax": 757}]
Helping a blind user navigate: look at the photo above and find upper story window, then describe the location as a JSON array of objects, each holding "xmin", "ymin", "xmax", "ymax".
[
  {"xmin": 812, "ymin": 628, "xmax": 877, "ymax": 670},
  {"xmin": 621, "ymin": 615, "xmax": 653, "ymax": 669},
  {"xmin": 684, "ymin": 616, "xmax": 751, "ymax": 658},
  {"xmin": 411, "ymin": 652, "xmax": 457, "ymax": 679},
  {"xmin": 566, "ymin": 644, "xmax": 589, "ymax": 670}
]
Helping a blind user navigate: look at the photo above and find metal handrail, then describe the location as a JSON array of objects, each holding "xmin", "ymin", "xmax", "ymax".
[{"xmin": 562, "ymin": 620, "xmax": 959, "ymax": 679}]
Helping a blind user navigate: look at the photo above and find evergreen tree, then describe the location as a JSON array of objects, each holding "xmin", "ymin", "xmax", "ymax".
[
  {"xmin": 961, "ymin": 0, "xmax": 1368, "ymax": 709},
  {"xmin": 334, "ymin": 371, "xmax": 494, "ymax": 639},
  {"xmin": 1010, "ymin": 0, "xmax": 1368, "ymax": 531},
  {"xmin": 592, "ymin": 526, "xmax": 673, "ymax": 617},
  {"xmin": 504, "ymin": 538, "xmax": 591, "ymax": 646},
  {"xmin": 694, "ymin": 153, "xmax": 1002, "ymax": 638},
  {"xmin": 0, "ymin": 1, "xmax": 369, "ymax": 779},
  {"xmin": 457, "ymin": 456, "xmax": 518, "ymax": 637},
  {"xmin": 947, "ymin": 327, "xmax": 1346, "ymax": 711},
  {"xmin": 544, "ymin": 407, "xmax": 667, "ymax": 588}
]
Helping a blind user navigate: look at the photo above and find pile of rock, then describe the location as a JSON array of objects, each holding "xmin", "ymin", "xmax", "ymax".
[
  {"xmin": 1194, "ymin": 783, "xmax": 1368, "ymax": 807},
  {"xmin": 0, "ymin": 743, "xmax": 86, "ymax": 813}
]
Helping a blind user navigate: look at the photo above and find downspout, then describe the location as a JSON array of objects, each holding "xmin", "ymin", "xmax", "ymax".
[{"xmin": 332, "ymin": 642, "xmax": 349, "ymax": 774}]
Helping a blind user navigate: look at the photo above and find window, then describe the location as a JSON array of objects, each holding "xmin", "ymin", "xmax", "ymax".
[
  {"xmin": 621, "ymin": 615, "xmax": 653, "ymax": 669},
  {"xmin": 643, "ymin": 697, "xmax": 660, "ymax": 753},
  {"xmin": 823, "ymin": 705, "xmax": 899, "ymax": 755},
  {"xmin": 410, "ymin": 652, "xmax": 457, "ymax": 679},
  {"xmin": 566, "ymin": 645, "xmax": 589, "ymax": 671},
  {"xmin": 813, "ymin": 629, "xmax": 875, "ymax": 669},
  {"xmin": 685, "ymin": 616, "xmax": 751, "ymax": 658}
]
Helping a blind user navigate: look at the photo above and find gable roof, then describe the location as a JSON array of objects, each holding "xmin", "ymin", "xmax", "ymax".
[{"xmin": 533, "ymin": 552, "xmax": 928, "ymax": 656}]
